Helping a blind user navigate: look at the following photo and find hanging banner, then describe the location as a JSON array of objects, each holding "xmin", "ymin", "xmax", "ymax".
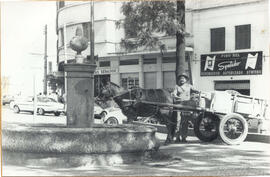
[{"xmin": 200, "ymin": 51, "xmax": 262, "ymax": 76}]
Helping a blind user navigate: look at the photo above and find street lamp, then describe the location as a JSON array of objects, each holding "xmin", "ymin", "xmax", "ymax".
[
  {"xmin": 90, "ymin": 0, "xmax": 94, "ymax": 63},
  {"xmin": 44, "ymin": 24, "xmax": 48, "ymax": 95}
]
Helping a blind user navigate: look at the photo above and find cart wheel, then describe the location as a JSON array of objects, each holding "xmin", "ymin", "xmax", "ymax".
[
  {"xmin": 219, "ymin": 113, "xmax": 248, "ymax": 145},
  {"xmin": 194, "ymin": 112, "xmax": 219, "ymax": 142}
]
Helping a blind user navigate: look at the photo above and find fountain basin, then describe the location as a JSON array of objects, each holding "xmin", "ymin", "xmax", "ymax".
[{"xmin": 2, "ymin": 123, "xmax": 158, "ymax": 154}]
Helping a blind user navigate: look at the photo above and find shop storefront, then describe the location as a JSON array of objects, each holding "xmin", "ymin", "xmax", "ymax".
[{"xmin": 94, "ymin": 68, "xmax": 118, "ymax": 96}]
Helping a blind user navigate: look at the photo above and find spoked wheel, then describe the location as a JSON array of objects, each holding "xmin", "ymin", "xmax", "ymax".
[
  {"xmin": 37, "ymin": 108, "xmax": 45, "ymax": 115},
  {"xmin": 194, "ymin": 112, "xmax": 220, "ymax": 142},
  {"xmin": 105, "ymin": 117, "xmax": 119, "ymax": 125},
  {"xmin": 219, "ymin": 113, "xmax": 248, "ymax": 145}
]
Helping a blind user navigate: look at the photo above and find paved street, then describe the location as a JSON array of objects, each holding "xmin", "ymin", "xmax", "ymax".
[{"xmin": 2, "ymin": 106, "xmax": 270, "ymax": 176}]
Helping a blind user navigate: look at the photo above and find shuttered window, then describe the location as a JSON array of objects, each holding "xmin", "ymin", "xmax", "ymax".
[
  {"xmin": 162, "ymin": 57, "xmax": 176, "ymax": 63},
  {"xmin": 143, "ymin": 58, "xmax": 157, "ymax": 64},
  {"xmin": 235, "ymin": 24, "xmax": 251, "ymax": 50},
  {"xmin": 99, "ymin": 61, "xmax": 110, "ymax": 67},
  {"xmin": 211, "ymin": 27, "xmax": 225, "ymax": 52},
  {"xmin": 163, "ymin": 71, "xmax": 176, "ymax": 92},
  {"xmin": 120, "ymin": 59, "xmax": 139, "ymax": 65},
  {"xmin": 144, "ymin": 72, "xmax": 157, "ymax": 89},
  {"xmin": 59, "ymin": 28, "xmax": 64, "ymax": 47}
]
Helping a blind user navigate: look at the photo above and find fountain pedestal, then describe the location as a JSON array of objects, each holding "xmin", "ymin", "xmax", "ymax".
[{"xmin": 64, "ymin": 63, "xmax": 97, "ymax": 128}]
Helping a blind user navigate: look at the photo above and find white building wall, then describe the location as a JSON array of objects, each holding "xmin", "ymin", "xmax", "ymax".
[
  {"xmin": 57, "ymin": 1, "xmax": 124, "ymax": 63},
  {"xmin": 191, "ymin": 0, "xmax": 269, "ymax": 99}
]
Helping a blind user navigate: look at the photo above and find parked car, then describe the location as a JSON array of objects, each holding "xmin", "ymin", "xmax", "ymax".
[
  {"xmin": 94, "ymin": 104, "xmax": 127, "ymax": 125},
  {"xmin": 13, "ymin": 96, "xmax": 65, "ymax": 116},
  {"xmin": 94, "ymin": 103, "xmax": 106, "ymax": 119},
  {"xmin": 2, "ymin": 95, "xmax": 14, "ymax": 105}
]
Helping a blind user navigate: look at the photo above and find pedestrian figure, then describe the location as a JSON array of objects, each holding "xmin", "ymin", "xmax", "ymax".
[{"xmin": 172, "ymin": 73, "xmax": 198, "ymax": 143}]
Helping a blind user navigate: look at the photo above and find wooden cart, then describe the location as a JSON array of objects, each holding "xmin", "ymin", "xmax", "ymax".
[{"xmin": 138, "ymin": 91, "xmax": 269, "ymax": 145}]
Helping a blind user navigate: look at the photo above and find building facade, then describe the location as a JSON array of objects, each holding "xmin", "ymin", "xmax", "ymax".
[
  {"xmin": 189, "ymin": 0, "xmax": 269, "ymax": 100},
  {"xmin": 56, "ymin": 1, "xmax": 193, "ymax": 96},
  {"xmin": 56, "ymin": 0, "xmax": 269, "ymax": 99}
]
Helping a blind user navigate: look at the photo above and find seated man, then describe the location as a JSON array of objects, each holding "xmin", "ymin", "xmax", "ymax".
[{"xmin": 172, "ymin": 73, "xmax": 199, "ymax": 143}]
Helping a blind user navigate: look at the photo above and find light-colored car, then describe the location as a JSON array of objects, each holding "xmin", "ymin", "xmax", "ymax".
[
  {"xmin": 13, "ymin": 96, "xmax": 65, "ymax": 116},
  {"xmin": 2, "ymin": 95, "xmax": 14, "ymax": 105},
  {"xmin": 94, "ymin": 104, "xmax": 127, "ymax": 125}
]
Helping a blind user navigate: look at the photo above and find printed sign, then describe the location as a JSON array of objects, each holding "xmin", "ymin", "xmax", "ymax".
[
  {"xmin": 200, "ymin": 51, "xmax": 262, "ymax": 76},
  {"xmin": 94, "ymin": 68, "xmax": 118, "ymax": 75}
]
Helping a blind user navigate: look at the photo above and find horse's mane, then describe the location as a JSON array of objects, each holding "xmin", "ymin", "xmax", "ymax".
[{"xmin": 109, "ymin": 82, "xmax": 122, "ymax": 89}]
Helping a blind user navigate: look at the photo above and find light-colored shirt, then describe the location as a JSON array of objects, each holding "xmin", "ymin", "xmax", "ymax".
[{"xmin": 172, "ymin": 83, "xmax": 195, "ymax": 101}]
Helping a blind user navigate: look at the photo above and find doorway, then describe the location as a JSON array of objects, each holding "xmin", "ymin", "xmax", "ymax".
[
  {"xmin": 94, "ymin": 75, "xmax": 110, "ymax": 97},
  {"xmin": 214, "ymin": 80, "xmax": 250, "ymax": 95}
]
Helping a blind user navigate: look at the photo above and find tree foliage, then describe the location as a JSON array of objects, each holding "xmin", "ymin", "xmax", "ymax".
[
  {"xmin": 47, "ymin": 74, "xmax": 64, "ymax": 92},
  {"xmin": 117, "ymin": 1, "xmax": 185, "ymax": 52}
]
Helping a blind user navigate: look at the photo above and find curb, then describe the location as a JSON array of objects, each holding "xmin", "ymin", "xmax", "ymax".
[{"xmin": 133, "ymin": 122, "xmax": 270, "ymax": 144}]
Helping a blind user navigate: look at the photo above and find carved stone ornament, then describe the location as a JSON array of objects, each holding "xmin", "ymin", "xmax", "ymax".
[{"xmin": 70, "ymin": 26, "xmax": 88, "ymax": 63}]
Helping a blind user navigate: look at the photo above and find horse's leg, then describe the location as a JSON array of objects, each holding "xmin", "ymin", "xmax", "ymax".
[
  {"xmin": 122, "ymin": 107, "xmax": 137, "ymax": 123},
  {"xmin": 164, "ymin": 123, "xmax": 174, "ymax": 145},
  {"xmin": 164, "ymin": 111, "xmax": 178, "ymax": 145}
]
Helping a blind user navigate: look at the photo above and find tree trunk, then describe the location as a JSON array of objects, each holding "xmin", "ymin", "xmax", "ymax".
[{"xmin": 175, "ymin": 1, "xmax": 185, "ymax": 80}]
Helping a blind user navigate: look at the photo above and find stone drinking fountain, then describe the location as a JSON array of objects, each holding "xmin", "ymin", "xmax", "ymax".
[{"xmin": 2, "ymin": 27, "xmax": 158, "ymax": 169}]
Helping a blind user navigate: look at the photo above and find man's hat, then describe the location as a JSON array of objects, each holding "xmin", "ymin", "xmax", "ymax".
[{"xmin": 177, "ymin": 73, "xmax": 189, "ymax": 80}]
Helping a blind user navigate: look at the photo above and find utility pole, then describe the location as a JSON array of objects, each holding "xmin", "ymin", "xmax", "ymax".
[
  {"xmin": 90, "ymin": 0, "xmax": 95, "ymax": 63},
  {"xmin": 44, "ymin": 24, "xmax": 48, "ymax": 95}
]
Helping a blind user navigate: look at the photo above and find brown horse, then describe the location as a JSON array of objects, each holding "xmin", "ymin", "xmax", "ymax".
[{"xmin": 98, "ymin": 81, "xmax": 177, "ymax": 145}]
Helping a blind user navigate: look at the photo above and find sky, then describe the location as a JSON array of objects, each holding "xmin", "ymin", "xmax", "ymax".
[{"xmin": 1, "ymin": 1, "xmax": 57, "ymax": 95}]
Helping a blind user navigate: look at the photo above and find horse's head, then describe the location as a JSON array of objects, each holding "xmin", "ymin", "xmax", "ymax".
[
  {"xmin": 112, "ymin": 88, "xmax": 143, "ymax": 122},
  {"xmin": 98, "ymin": 81, "xmax": 126, "ymax": 100}
]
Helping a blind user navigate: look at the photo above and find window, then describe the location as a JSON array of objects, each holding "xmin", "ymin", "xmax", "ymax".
[
  {"xmin": 143, "ymin": 58, "xmax": 157, "ymax": 64},
  {"xmin": 162, "ymin": 57, "xmax": 176, "ymax": 63},
  {"xmin": 59, "ymin": 1, "xmax": 65, "ymax": 9},
  {"xmin": 121, "ymin": 73, "xmax": 139, "ymax": 89},
  {"xmin": 82, "ymin": 22, "xmax": 90, "ymax": 41},
  {"xmin": 211, "ymin": 27, "xmax": 225, "ymax": 51},
  {"xmin": 235, "ymin": 24, "xmax": 251, "ymax": 50},
  {"xmin": 59, "ymin": 28, "xmax": 64, "ymax": 47},
  {"xmin": 99, "ymin": 61, "xmax": 110, "ymax": 67},
  {"xmin": 119, "ymin": 59, "xmax": 139, "ymax": 65},
  {"xmin": 163, "ymin": 71, "xmax": 176, "ymax": 92},
  {"xmin": 121, "ymin": 77, "xmax": 139, "ymax": 89},
  {"xmin": 144, "ymin": 72, "xmax": 156, "ymax": 89}
]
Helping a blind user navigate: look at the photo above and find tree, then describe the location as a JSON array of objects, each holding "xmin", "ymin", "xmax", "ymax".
[
  {"xmin": 117, "ymin": 1, "xmax": 186, "ymax": 79},
  {"xmin": 47, "ymin": 74, "xmax": 64, "ymax": 93}
]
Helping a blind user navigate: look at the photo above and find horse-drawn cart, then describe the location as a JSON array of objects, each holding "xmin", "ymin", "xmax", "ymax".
[{"xmin": 136, "ymin": 91, "xmax": 269, "ymax": 145}]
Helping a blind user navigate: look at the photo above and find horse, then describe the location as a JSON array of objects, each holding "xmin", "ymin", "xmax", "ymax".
[{"xmin": 97, "ymin": 81, "xmax": 178, "ymax": 145}]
